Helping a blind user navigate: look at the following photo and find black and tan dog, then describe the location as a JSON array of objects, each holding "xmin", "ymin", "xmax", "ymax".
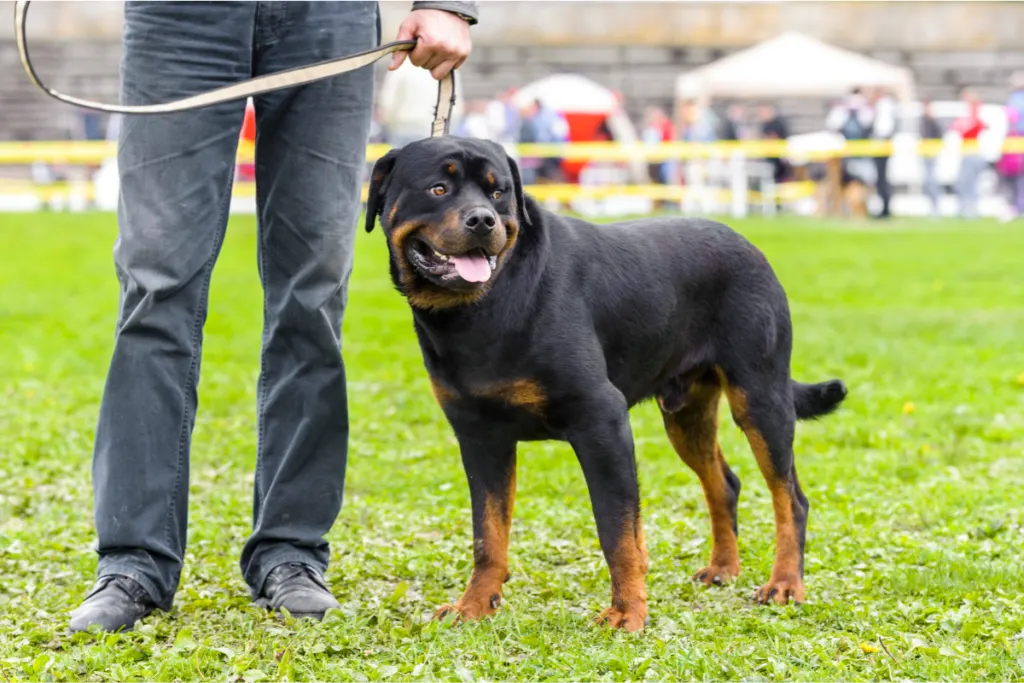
[{"xmin": 365, "ymin": 136, "xmax": 847, "ymax": 632}]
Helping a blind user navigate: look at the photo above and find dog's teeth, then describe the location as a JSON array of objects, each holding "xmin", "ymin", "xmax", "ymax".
[
  {"xmin": 433, "ymin": 250, "xmax": 449, "ymax": 261},
  {"xmin": 488, "ymin": 255, "xmax": 497, "ymax": 270}
]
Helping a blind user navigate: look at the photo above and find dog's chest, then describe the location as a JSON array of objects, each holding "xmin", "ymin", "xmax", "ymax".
[
  {"xmin": 416, "ymin": 318, "xmax": 554, "ymax": 426},
  {"xmin": 430, "ymin": 363, "xmax": 547, "ymax": 418}
]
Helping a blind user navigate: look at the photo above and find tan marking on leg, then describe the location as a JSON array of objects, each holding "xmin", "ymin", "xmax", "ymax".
[
  {"xmin": 723, "ymin": 383, "xmax": 805, "ymax": 605},
  {"xmin": 596, "ymin": 516, "xmax": 648, "ymax": 632},
  {"xmin": 435, "ymin": 471, "xmax": 516, "ymax": 623},
  {"xmin": 749, "ymin": 421, "xmax": 804, "ymax": 604},
  {"xmin": 662, "ymin": 383, "xmax": 740, "ymax": 585}
]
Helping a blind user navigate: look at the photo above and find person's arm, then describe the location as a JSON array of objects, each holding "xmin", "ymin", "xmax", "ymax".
[
  {"xmin": 825, "ymin": 105, "xmax": 845, "ymax": 132},
  {"xmin": 389, "ymin": 2, "xmax": 477, "ymax": 79}
]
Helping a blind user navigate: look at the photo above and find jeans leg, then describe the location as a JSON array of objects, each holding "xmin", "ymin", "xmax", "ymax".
[
  {"xmin": 92, "ymin": 0, "xmax": 253, "ymax": 610},
  {"xmin": 958, "ymin": 155, "xmax": 983, "ymax": 218},
  {"xmin": 239, "ymin": 1, "xmax": 378, "ymax": 597},
  {"xmin": 874, "ymin": 156, "xmax": 891, "ymax": 217},
  {"xmin": 923, "ymin": 158, "xmax": 940, "ymax": 216},
  {"xmin": 957, "ymin": 157, "xmax": 971, "ymax": 217}
]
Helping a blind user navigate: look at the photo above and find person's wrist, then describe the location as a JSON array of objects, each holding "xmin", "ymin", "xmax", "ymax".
[
  {"xmin": 410, "ymin": 2, "xmax": 478, "ymax": 25},
  {"xmin": 414, "ymin": 9, "xmax": 472, "ymax": 24}
]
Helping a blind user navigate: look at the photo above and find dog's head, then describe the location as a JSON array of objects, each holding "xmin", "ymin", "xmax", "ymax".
[{"xmin": 365, "ymin": 136, "xmax": 531, "ymax": 311}]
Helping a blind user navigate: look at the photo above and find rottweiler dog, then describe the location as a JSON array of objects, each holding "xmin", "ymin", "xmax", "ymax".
[{"xmin": 365, "ymin": 136, "xmax": 847, "ymax": 632}]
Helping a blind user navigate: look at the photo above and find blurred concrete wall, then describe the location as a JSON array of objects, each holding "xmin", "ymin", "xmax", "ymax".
[
  {"xmin": 390, "ymin": 1, "xmax": 1024, "ymax": 51},
  {"xmin": 5, "ymin": 1, "xmax": 1023, "ymax": 50},
  {"xmin": 3, "ymin": 1, "xmax": 1024, "ymax": 141}
]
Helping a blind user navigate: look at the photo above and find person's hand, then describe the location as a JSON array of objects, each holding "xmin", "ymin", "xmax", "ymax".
[{"xmin": 389, "ymin": 9, "xmax": 472, "ymax": 80}]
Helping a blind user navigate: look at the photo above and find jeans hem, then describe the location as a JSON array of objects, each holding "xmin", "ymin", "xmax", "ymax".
[
  {"xmin": 246, "ymin": 548, "xmax": 331, "ymax": 601},
  {"xmin": 97, "ymin": 562, "xmax": 173, "ymax": 612}
]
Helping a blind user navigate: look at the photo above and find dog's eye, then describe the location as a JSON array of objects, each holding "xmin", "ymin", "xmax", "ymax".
[
  {"xmin": 430, "ymin": 184, "xmax": 447, "ymax": 197},
  {"xmin": 491, "ymin": 190, "xmax": 502, "ymax": 200}
]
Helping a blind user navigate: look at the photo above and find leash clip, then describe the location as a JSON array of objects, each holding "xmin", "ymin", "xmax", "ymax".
[{"xmin": 430, "ymin": 69, "xmax": 457, "ymax": 138}]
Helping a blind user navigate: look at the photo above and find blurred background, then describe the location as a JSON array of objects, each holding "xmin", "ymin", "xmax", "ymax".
[{"xmin": 3, "ymin": 0, "xmax": 1024, "ymax": 222}]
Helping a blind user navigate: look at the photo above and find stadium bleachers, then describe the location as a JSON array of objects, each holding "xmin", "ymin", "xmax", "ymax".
[{"xmin": 2, "ymin": 35, "xmax": 1023, "ymax": 144}]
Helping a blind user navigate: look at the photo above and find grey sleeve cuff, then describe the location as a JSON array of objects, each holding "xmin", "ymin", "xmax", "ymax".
[{"xmin": 411, "ymin": 1, "xmax": 479, "ymax": 25}]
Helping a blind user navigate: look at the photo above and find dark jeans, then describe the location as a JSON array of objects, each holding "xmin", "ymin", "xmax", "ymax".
[
  {"xmin": 874, "ymin": 156, "xmax": 891, "ymax": 217},
  {"xmin": 92, "ymin": 1, "xmax": 378, "ymax": 611}
]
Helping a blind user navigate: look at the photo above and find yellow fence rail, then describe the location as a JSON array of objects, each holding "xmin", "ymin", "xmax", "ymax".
[
  {"xmin": 0, "ymin": 177, "xmax": 821, "ymax": 205},
  {"xmin": 2, "ymin": 138, "xmax": 1024, "ymax": 165}
]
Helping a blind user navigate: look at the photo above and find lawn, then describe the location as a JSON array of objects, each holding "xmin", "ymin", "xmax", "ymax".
[{"xmin": 1, "ymin": 210, "xmax": 1023, "ymax": 682}]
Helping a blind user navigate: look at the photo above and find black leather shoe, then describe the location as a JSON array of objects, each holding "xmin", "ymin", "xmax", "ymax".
[
  {"xmin": 69, "ymin": 575, "xmax": 157, "ymax": 633},
  {"xmin": 253, "ymin": 562, "xmax": 340, "ymax": 620}
]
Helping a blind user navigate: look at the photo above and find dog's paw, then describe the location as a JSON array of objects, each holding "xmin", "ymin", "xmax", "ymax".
[
  {"xmin": 433, "ymin": 593, "xmax": 502, "ymax": 624},
  {"xmin": 595, "ymin": 604, "xmax": 648, "ymax": 632},
  {"xmin": 692, "ymin": 563, "xmax": 739, "ymax": 587},
  {"xmin": 754, "ymin": 576, "xmax": 804, "ymax": 605}
]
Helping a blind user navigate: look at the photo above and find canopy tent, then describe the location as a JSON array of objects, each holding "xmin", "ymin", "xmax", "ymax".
[
  {"xmin": 512, "ymin": 74, "xmax": 624, "ymax": 114},
  {"xmin": 512, "ymin": 74, "xmax": 645, "ymax": 183},
  {"xmin": 675, "ymin": 31, "xmax": 916, "ymax": 102}
]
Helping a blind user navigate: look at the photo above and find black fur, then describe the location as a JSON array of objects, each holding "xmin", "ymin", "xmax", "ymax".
[
  {"xmin": 793, "ymin": 379, "xmax": 849, "ymax": 420},
  {"xmin": 366, "ymin": 136, "xmax": 848, "ymax": 624}
]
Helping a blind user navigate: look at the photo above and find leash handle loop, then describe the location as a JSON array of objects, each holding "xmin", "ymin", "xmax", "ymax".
[{"xmin": 14, "ymin": 0, "xmax": 454, "ymax": 137}]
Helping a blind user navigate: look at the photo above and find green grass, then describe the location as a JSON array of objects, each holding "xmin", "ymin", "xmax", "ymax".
[{"xmin": 2, "ymin": 210, "xmax": 1024, "ymax": 681}]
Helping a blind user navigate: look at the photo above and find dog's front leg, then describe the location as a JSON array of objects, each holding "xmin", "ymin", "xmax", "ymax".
[
  {"xmin": 566, "ymin": 392, "xmax": 648, "ymax": 632},
  {"xmin": 434, "ymin": 429, "xmax": 517, "ymax": 624}
]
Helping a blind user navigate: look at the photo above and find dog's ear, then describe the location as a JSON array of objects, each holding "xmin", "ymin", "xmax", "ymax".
[
  {"xmin": 365, "ymin": 148, "xmax": 400, "ymax": 233},
  {"xmin": 506, "ymin": 153, "xmax": 532, "ymax": 227}
]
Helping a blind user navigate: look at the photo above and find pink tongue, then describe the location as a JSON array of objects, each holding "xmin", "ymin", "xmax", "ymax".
[{"xmin": 450, "ymin": 253, "xmax": 491, "ymax": 282}]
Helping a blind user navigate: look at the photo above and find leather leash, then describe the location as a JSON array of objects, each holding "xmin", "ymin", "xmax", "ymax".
[{"xmin": 13, "ymin": 0, "xmax": 456, "ymax": 137}]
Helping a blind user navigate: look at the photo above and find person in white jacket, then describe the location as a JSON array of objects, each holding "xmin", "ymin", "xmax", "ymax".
[
  {"xmin": 378, "ymin": 57, "xmax": 464, "ymax": 146},
  {"xmin": 826, "ymin": 88, "xmax": 876, "ymax": 191}
]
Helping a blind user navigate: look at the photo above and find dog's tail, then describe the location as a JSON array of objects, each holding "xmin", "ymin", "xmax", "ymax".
[{"xmin": 792, "ymin": 379, "xmax": 848, "ymax": 420}]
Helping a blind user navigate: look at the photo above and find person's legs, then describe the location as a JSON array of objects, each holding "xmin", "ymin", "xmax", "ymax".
[
  {"xmin": 1015, "ymin": 174, "xmax": 1024, "ymax": 215},
  {"xmin": 957, "ymin": 154, "xmax": 982, "ymax": 218},
  {"xmin": 874, "ymin": 155, "xmax": 891, "ymax": 217},
  {"xmin": 923, "ymin": 157, "xmax": 940, "ymax": 216},
  {"xmin": 238, "ymin": 0, "xmax": 378, "ymax": 605},
  {"xmin": 75, "ymin": 1, "xmax": 253, "ymax": 629}
]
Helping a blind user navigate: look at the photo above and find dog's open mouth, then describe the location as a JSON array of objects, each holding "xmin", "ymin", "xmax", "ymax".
[{"xmin": 406, "ymin": 237, "xmax": 497, "ymax": 286}]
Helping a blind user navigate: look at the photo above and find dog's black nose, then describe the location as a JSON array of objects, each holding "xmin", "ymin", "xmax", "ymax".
[{"xmin": 464, "ymin": 208, "xmax": 497, "ymax": 236}]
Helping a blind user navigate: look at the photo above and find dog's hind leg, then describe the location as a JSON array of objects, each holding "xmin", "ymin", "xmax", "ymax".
[
  {"xmin": 722, "ymin": 370, "xmax": 808, "ymax": 605},
  {"xmin": 660, "ymin": 376, "xmax": 742, "ymax": 586}
]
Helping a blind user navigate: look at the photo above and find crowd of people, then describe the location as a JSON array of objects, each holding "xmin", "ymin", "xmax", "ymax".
[
  {"xmin": 370, "ymin": 77, "xmax": 573, "ymax": 185},
  {"xmin": 363, "ymin": 66, "xmax": 1024, "ymax": 221},
  {"xmin": 52, "ymin": 66, "xmax": 1024, "ymax": 222},
  {"xmin": 824, "ymin": 86, "xmax": 899, "ymax": 218},
  {"xmin": 639, "ymin": 101, "xmax": 792, "ymax": 192},
  {"xmin": 825, "ymin": 76, "xmax": 1024, "ymax": 220},
  {"xmin": 999, "ymin": 74, "xmax": 1024, "ymax": 219}
]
